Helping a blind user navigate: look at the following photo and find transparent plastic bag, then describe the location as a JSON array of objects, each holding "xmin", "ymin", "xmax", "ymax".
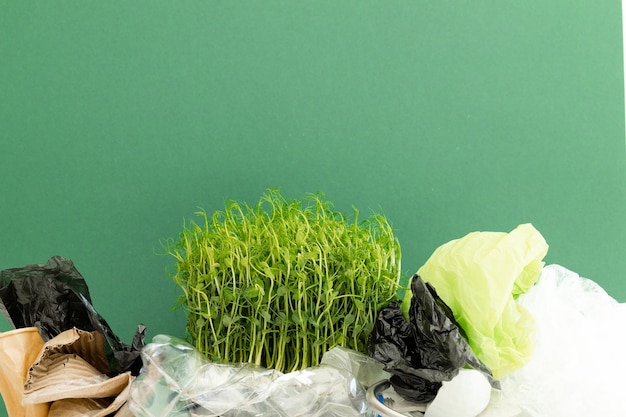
[{"xmin": 128, "ymin": 335, "xmax": 375, "ymax": 417}]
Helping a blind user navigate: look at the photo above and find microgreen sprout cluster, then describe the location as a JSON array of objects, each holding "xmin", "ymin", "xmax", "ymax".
[{"xmin": 167, "ymin": 189, "xmax": 401, "ymax": 373}]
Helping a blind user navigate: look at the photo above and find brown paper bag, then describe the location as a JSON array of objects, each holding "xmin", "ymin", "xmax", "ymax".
[{"xmin": 0, "ymin": 327, "xmax": 50, "ymax": 417}]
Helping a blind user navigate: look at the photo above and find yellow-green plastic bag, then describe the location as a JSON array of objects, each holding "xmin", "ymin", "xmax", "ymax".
[{"xmin": 412, "ymin": 223, "xmax": 548, "ymax": 378}]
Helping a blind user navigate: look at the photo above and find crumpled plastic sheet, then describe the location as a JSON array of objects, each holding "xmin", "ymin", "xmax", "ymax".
[
  {"xmin": 369, "ymin": 275, "xmax": 497, "ymax": 403},
  {"xmin": 128, "ymin": 335, "xmax": 377, "ymax": 417},
  {"xmin": 479, "ymin": 264, "xmax": 626, "ymax": 417},
  {"xmin": 416, "ymin": 223, "xmax": 549, "ymax": 378},
  {"xmin": 0, "ymin": 256, "xmax": 145, "ymax": 375}
]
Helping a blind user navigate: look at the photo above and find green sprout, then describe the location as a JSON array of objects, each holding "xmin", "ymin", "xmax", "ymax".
[{"xmin": 166, "ymin": 189, "xmax": 401, "ymax": 373}]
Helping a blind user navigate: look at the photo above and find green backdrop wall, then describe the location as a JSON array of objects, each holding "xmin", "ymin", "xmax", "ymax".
[{"xmin": 1, "ymin": 1, "xmax": 624, "ymax": 414}]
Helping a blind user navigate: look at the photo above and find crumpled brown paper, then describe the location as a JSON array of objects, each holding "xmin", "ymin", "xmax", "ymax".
[
  {"xmin": 22, "ymin": 327, "xmax": 134, "ymax": 416},
  {"xmin": 0, "ymin": 327, "xmax": 50, "ymax": 417}
]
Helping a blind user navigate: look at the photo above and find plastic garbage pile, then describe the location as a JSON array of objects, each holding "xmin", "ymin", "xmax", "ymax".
[
  {"xmin": 124, "ymin": 223, "xmax": 548, "ymax": 417},
  {"xmin": 361, "ymin": 222, "xmax": 626, "ymax": 417},
  {"xmin": 381, "ymin": 223, "xmax": 626, "ymax": 417},
  {"xmin": 0, "ymin": 256, "xmax": 144, "ymax": 417},
  {"xmin": 3, "ymin": 223, "xmax": 626, "ymax": 417}
]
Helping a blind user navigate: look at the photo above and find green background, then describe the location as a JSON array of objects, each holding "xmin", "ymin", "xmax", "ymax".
[{"xmin": 0, "ymin": 1, "xmax": 624, "ymax": 414}]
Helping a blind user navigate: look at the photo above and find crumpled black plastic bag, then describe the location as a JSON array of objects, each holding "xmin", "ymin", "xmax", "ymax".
[
  {"xmin": 368, "ymin": 274, "xmax": 498, "ymax": 403},
  {"xmin": 0, "ymin": 256, "xmax": 145, "ymax": 376}
]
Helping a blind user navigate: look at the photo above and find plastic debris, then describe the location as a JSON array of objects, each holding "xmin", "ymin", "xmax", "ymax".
[
  {"xmin": 479, "ymin": 265, "xmax": 626, "ymax": 417},
  {"xmin": 369, "ymin": 275, "xmax": 496, "ymax": 403},
  {"xmin": 0, "ymin": 256, "xmax": 144, "ymax": 416},
  {"xmin": 0, "ymin": 256, "xmax": 145, "ymax": 375},
  {"xmin": 413, "ymin": 223, "xmax": 548, "ymax": 378},
  {"xmin": 129, "ymin": 335, "xmax": 375, "ymax": 417}
]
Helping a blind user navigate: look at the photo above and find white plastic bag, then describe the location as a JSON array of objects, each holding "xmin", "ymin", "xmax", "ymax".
[{"xmin": 480, "ymin": 264, "xmax": 626, "ymax": 417}]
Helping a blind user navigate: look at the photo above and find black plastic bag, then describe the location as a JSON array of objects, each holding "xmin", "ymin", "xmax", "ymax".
[
  {"xmin": 0, "ymin": 256, "xmax": 145, "ymax": 376},
  {"xmin": 368, "ymin": 274, "xmax": 497, "ymax": 403}
]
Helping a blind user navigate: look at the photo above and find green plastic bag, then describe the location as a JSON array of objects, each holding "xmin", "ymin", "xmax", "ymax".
[{"xmin": 407, "ymin": 223, "xmax": 548, "ymax": 378}]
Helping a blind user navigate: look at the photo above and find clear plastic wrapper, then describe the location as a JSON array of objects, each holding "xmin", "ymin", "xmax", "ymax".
[
  {"xmin": 319, "ymin": 345, "xmax": 390, "ymax": 389},
  {"xmin": 129, "ymin": 335, "xmax": 375, "ymax": 417}
]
